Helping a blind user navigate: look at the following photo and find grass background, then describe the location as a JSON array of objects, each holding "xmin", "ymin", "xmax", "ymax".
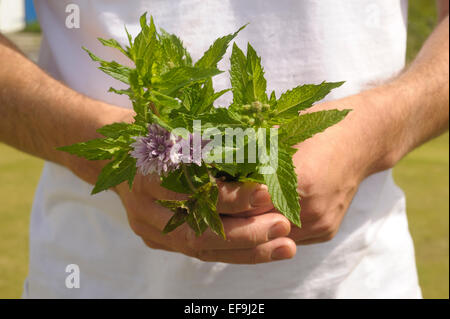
[{"xmin": 0, "ymin": 0, "xmax": 448, "ymax": 298}]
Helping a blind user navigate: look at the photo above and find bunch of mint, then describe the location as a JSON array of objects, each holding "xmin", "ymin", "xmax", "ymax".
[{"xmin": 58, "ymin": 13, "xmax": 350, "ymax": 239}]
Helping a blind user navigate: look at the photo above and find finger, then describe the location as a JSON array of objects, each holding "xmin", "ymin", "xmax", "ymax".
[
  {"xmin": 135, "ymin": 207, "xmax": 291, "ymax": 251},
  {"xmin": 288, "ymin": 218, "xmax": 335, "ymax": 244},
  {"xmin": 293, "ymin": 225, "xmax": 338, "ymax": 245},
  {"xmin": 288, "ymin": 223, "xmax": 320, "ymax": 242},
  {"xmin": 216, "ymin": 181, "xmax": 273, "ymax": 214},
  {"xmin": 196, "ymin": 237, "xmax": 297, "ymax": 264},
  {"xmin": 228, "ymin": 206, "xmax": 278, "ymax": 218},
  {"xmin": 294, "ymin": 237, "xmax": 332, "ymax": 245},
  {"xmin": 190, "ymin": 213, "xmax": 291, "ymax": 250},
  {"xmin": 141, "ymin": 238, "xmax": 175, "ymax": 251}
]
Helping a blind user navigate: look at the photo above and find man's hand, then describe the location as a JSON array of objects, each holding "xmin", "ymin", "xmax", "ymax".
[
  {"xmin": 288, "ymin": 102, "xmax": 364, "ymax": 245},
  {"xmin": 252, "ymin": 13, "xmax": 449, "ymax": 245},
  {"xmin": 115, "ymin": 174, "xmax": 296, "ymax": 264}
]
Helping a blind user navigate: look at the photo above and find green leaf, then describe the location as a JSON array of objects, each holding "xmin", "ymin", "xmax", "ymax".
[
  {"xmin": 162, "ymin": 207, "xmax": 188, "ymax": 234},
  {"xmin": 269, "ymin": 90, "xmax": 277, "ymax": 107},
  {"xmin": 82, "ymin": 47, "xmax": 132, "ymax": 84},
  {"xmin": 160, "ymin": 169, "xmax": 194, "ymax": 194},
  {"xmin": 238, "ymin": 173, "xmax": 265, "ymax": 184},
  {"xmin": 230, "ymin": 43, "xmax": 249, "ymax": 105},
  {"xmin": 57, "ymin": 138, "xmax": 123, "ymax": 160},
  {"xmin": 91, "ymin": 153, "xmax": 137, "ymax": 194},
  {"xmin": 280, "ymin": 109, "xmax": 351, "ymax": 146},
  {"xmin": 275, "ymin": 81, "xmax": 345, "ymax": 118},
  {"xmin": 229, "ymin": 43, "xmax": 268, "ymax": 105},
  {"xmin": 124, "ymin": 26, "xmax": 133, "ymax": 50},
  {"xmin": 180, "ymin": 79, "xmax": 230, "ymax": 115},
  {"xmin": 147, "ymin": 90, "xmax": 182, "ymax": 116},
  {"xmin": 186, "ymin": 206, "xmax": 208, "ymax": 236},
  {"xmin": 262, "ymin": 149, "xmax": 301, "ymax": 227},
  {"xmin": 157, "ymin": 199, "xmax": 188, "ymax": 210},
  {"xmin": 97, "ymin": 37, "xmax": 131, "ymax": 59},
  {"xmin": 159, "ymin": 28, "xmax": 192, "ymax": 67},
  {"xmin": 154, "ymin": 66, "xmax": 222, "ymax": 95},
  {"xmin": 197, "ymin": 107, "xmax": 244, "ymax": 129},
  {"xmin": 132, "ymin": 14, "xmax": 160, "ymax": 83},
  {"xmin": 97, "ymin": 122, "xmax": 147, "ymax": 139},
  {"xmin": 196, "ymin": 184, "xmax": 225, "ymax": 239},
  {"xmin": 246, "ymin": 43, "xmax": 267, "ymax": 102},
  {"xmin": 195, "ymin": 24, "xmax": 247, "ymax": 69},
  {"xmin": 108, "ymin": 87, "xmax": 133, "ymax": 97}
]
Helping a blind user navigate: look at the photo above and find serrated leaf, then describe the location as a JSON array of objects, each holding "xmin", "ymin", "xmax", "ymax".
[
  {"xmin": 162, "ymin": 207, "xmax": 188, "ymax": 234},
  {"xmin": 230, "ymin": 43, "xmax": 268, "ymax": 105},
  {"xmin": 132, "ymin": 14, "xmax": 160, "ymax": 83},
  {"xmin": 57, "ymin": 138, "xmax": 123, "ymax": 160},
  {"xmin": 108, "ymin": 87, "xmax": 134, "ymax": 97},
  {"xmin": 154, "ymin": 66, "xmax": 222, "ymax": 95},
  {"xmin": 186, "ymin": 182, "xmax": 225, "ymax": 239},
  {"xmin": 262, "ymin": 149, "xmax": 301, "ymax": 227},
  {"xmin": 160, "ymin": 169, "xmax": 194, "ymax": 194},
  {"xmin": 280, "ymin": 109, "xmax": 351, "ymax": 146},
  {"xmin": 124, "ymin": 25, "xmax": 133, "ymax": 50},
  {"xmin": 197, "ymin": 107, "xmax": 244, "ymax": 129},
  {"xmin": 275, "ymin": 81, "xmax": 345, "ymax": 118},
  {"xmin": 82, "ymin": 47, "xmax": 132, "ymax": 84},
  {"xmin": 97, "ymin": 37, "xmax": 131, "ymax": 59},
  {"xmin": 186, "ymin": 206, "xmax": 208, "ymax": 236},
  {"xmin": 246, "ymin": 43, "xmax": 268, "ymax": 102},
  {"xmin": 159, "ymin": 28, "xmax": 192, "ymax": 67},
  {"xmin": 196, "ymin": 185, "xmax": 225, "ymax": 239},
  {"xmin": 148, "ymin": 90, "xmax": 182, "ymax": 116},
  {"xmin": 91, "ymin": 153, "xmax": 137, "ymax": 194},
  {"xmin": 269, "ymin": 90, "xmax": 277, "ymax": 107},
  {"xmin": 195, "ymin": 24, "xmax": 247, "ymax": 69},
  {"xmin": 230, "ymin": 43, "xmax": 249, "ymax": 105},
  {"xmin": 97, "ymin": 122, "xmax": 147, "ymax": 139},
  {"xmin": 157, "ymin": 199, "xmax": 188, "ymax": 210}
]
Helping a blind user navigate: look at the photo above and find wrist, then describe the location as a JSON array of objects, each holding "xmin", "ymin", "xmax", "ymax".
[{"xmin": 310, "ymin": 86, "xmax": 409, "ymax": 180}]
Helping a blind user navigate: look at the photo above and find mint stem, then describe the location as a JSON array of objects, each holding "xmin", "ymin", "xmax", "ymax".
[
  {"xmin": 182, "ymin": 165, "xmax": 197, "ymax": 192},
  {"xmin": 149, "ymin": 101, "xmax": 160, "ymax": 117}
]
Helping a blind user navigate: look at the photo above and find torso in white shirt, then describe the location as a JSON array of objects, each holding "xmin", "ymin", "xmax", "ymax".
[{"xmin": 24, "ymin": 0, "xmax": 421, "ymax": 298}]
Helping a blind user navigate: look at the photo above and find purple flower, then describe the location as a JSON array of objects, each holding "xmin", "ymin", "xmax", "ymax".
[
  {"xmin": 171, "ymin": 132, "xmax": 212, "ymax": 167},
  {"xmin": 131, "ymin": 124, "xmax": 211, "ymax": 176},
  {"xmin": 130, "ymin": 124, "xmax": 180, "ymax": 176}
]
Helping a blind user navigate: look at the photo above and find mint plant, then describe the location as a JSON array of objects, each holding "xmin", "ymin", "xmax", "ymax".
[{"xmin": 58, "ymin": 13, "xmax": 350, "ymax": 239}]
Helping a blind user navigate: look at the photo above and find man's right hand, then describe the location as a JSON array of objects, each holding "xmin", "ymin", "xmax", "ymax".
[{"xmin": 115, "ymin": 174, "xmax": 297, "ymax": 264}]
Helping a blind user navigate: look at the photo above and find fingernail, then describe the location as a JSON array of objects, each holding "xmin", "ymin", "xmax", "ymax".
[
  {"xmin": 268, "ymin": 222, "xmax": 287, "ymax": 239},
  {"xmin": 250, "ymin": 188, "xmax": 272, "ymax": 207},
  {"xmin": 271, "ymin": 246, "xmax": 291, "ymax": 260}
]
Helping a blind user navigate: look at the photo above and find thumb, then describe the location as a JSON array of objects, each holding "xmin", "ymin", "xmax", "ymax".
[{"xmin": 216, "ymin": 181, "xmax": 274, "ymax": 215}]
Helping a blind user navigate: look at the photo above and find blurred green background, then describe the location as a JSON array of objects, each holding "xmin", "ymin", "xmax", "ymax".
[{"xmin": 0, "ymin": 0, "xmax": 448, "ymax": 298}]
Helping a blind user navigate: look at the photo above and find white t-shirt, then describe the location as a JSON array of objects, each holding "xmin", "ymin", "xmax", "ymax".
[{"xmin": 24, "ymin": 0, "xmax": 421, "ymax": 298}]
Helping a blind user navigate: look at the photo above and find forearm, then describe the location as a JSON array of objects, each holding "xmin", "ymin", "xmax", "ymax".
[
  {"xmin": 0, "ymin": 34, "xmax": 132, "ymax": 184},
  {"xmin": 384, "ymin": 16, "xmax": 449, "ymax": 161}
]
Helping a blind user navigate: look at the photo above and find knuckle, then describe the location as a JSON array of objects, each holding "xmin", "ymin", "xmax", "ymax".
[
  {"xmin": 308, "ymin": 201, "xmax": 328, "ymax": 219},
  {"xmin": 305, "ymin": 209, "xmax": 324, "ymax": 222},
  {"xmin": 315, "ymin": 217, "xmax": 336, "ymax": 237},
  {"xmin": 246, "ymin": 225, "xmax": 261, "ymax": 246}
]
